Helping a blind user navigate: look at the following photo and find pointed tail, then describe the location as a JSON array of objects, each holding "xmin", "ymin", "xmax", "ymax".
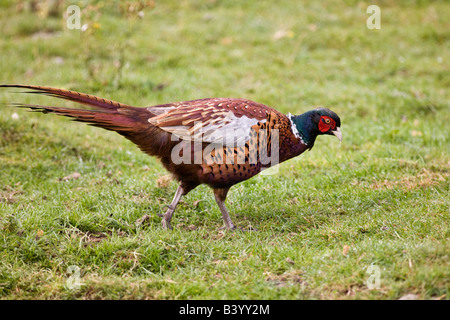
[{"xmin": 0, "ymin": 84, "xmax": 148, "ymax": 133}]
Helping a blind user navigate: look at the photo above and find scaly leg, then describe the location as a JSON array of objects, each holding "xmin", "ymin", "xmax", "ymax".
[
  {"xmin": 161, "ymin": 185, "xmax": 185, "ymax": 230},
  {"xmin": 213, "ymin": 188, "xmax": 237, "ymax": 230},
  {"xmin": 135, "ymin": 184, "xmax": 185, "ymax": 229}
]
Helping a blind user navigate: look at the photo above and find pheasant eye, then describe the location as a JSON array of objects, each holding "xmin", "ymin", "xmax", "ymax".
[{"xmin": 324, "ymin": 118, "xmax": 331, "ymax": 124}]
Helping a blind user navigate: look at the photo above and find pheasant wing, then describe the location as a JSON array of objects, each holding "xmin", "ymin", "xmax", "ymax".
[{"xmin": 147, "ymin": 98, "xmax": 274, "ymax": 147}]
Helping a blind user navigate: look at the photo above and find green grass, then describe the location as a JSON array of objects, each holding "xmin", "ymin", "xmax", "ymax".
[{"xmin": 0, "ymin": 0, "xmax": 449, "ymax": 299}]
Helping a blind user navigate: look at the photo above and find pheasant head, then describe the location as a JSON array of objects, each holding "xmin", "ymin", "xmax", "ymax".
[{"xmin": 290, "ymin": 108, "xmax": 342, "ymax": 149}]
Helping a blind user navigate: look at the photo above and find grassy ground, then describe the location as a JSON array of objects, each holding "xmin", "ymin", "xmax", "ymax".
[{"xmin": 0, "ymin": 0, "xmax": 448, "ymax": 300}]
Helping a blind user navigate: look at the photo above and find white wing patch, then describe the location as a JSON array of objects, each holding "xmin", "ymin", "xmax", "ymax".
[
  {"xmin": 158, "ymin": 111, "xmax": 265, "ymax": 147},
  {"xmin": 147, "ymin": 105, "xmax": 178, "ymax": 115}
]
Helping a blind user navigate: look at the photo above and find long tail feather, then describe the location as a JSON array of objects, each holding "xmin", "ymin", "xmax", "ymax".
[
  {"xmin": 10, "ymin": 103, "xmax": 139, "ymax": 132},
  {"xmin": 1, "ymin": 85, "xmax": 150, "ymax": 133},
  {"xmin": 1, "ymin": 84, "xmax": 169, "ymax": 157},
  {"xmin": 0, "ymin": 84, "xmax": 134, "ymax": 111}
]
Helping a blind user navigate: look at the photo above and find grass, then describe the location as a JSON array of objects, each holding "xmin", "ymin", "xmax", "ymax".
[{"xmin": 0, "ymin": 0, "xmax": 449, "ymax": 300}]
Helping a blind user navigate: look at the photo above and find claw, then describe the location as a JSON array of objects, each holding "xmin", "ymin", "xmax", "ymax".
[
  {"xmin": 135, "ymin": 214, "xmax": 151, "ymax": 225},
  {"xmin": 218, "ymin": 225, "xmax": 257, "ymax": 232},
  {"xmin": 162, "ymin": 218, "xmax": 173, "ymax": 230}
]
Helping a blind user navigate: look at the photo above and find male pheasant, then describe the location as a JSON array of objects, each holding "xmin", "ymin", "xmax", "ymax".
[{"xmin": 1, "ymin": 85, "xmax": 342, "ymax": 230}]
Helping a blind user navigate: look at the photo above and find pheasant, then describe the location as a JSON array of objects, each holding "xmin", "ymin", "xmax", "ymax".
[{"xmin": 0, "ymin": 85, "xmax": 342, "ymax": 230}]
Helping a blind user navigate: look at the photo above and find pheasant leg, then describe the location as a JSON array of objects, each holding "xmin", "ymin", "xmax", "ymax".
[
  {"xmin": 135, "ymin": 184, "xmax": 184, "ymax": 229},
  {"xmin": 214, "ymin": 188, "xmax": 237, "ymax": 230},
  {"xmin": 161, "ymin": 185, "xmax": 185, "ymax": 230}
]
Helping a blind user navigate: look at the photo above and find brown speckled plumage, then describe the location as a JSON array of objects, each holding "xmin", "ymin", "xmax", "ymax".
[{"xmin": 1, "ymin": 84, "xmax": 341, "ymax": 230}]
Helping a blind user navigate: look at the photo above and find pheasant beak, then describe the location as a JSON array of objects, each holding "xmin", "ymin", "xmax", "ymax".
[{"xmin": 332, "ymin": 127, "xmax": 342, "ymax": 142}]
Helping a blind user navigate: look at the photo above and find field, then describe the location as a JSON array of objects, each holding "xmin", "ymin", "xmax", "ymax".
[{"xmin": 0, "ymin": 0, "xmax": 448, "ymax": 300}]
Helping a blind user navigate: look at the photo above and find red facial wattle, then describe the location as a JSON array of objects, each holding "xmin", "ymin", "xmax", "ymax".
[{"xmin": 318, "ymin": 116, "xmax": 336, "ymax": 133}]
